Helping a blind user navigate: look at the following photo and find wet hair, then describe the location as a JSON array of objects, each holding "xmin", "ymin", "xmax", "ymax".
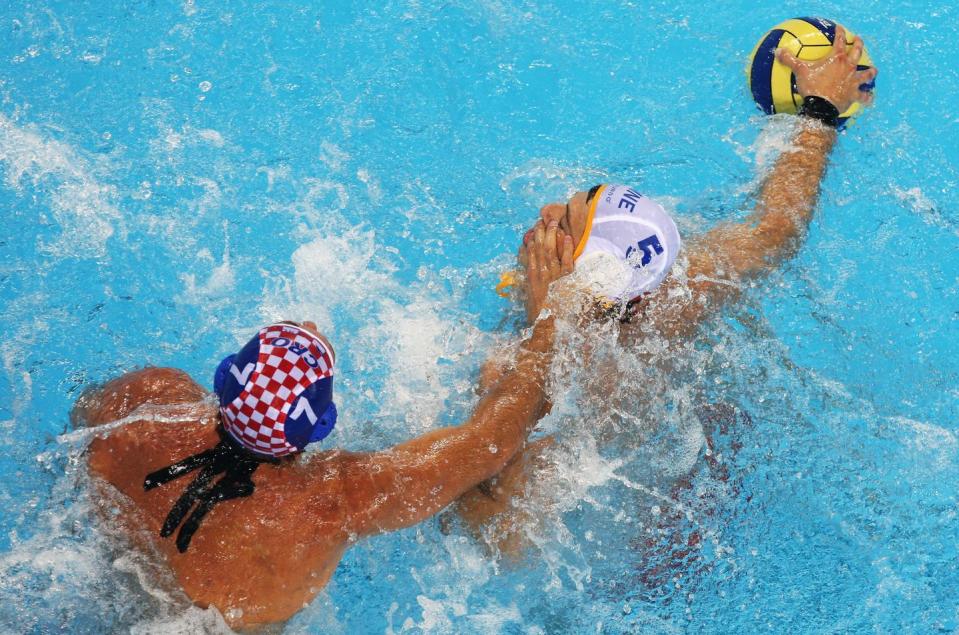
[{"xmin": 586, "ymin": 184, "xmax": 602, "ymax": 204}]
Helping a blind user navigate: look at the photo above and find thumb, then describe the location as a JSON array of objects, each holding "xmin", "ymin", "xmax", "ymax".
[{"xmin": 776, "ymin": 47, "xmax": 801, "ymax": 72}]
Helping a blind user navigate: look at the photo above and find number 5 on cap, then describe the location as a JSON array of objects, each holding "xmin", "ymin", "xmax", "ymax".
[{"xmin": 625, "ymin": 235, "xmax": 664, "ymax": 267}]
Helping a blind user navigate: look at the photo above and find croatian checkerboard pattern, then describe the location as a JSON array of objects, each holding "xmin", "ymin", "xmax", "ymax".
[{"xmin": 221, "ymin": 324, "xmax": 334, "ymax": 457}]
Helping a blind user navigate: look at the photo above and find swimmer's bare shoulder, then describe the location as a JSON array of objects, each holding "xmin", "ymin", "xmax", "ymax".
[
  {"xmin": 81, "ymin": 367, "xmax": 215, "ymax": 493},
  {"xmin": 77, "ymin": 368, "xmax": 357, "ymax": 628}
]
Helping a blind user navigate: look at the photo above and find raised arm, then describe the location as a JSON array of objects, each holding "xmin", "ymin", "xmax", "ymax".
[
  {"xmin": 344, "ymin": 220, "xmax": 574, "ymax": 536},
  {"xmin": 652, "ymin": 27, "xmax": 877, "ymax": 334}
]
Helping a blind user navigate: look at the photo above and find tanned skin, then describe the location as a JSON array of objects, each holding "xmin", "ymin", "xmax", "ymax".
[
  {"xmin": 456, "ymin": 27, "xmax": 878, "ymax": 552},
  {"xmin": 80, "ymin": 225, "xmax": 573, "ymax": 630}
]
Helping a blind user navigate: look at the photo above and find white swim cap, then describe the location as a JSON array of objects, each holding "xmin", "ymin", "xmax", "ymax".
[{"xmin": 573, "ymin": 184, "xmax": 681, "ymax": 304}]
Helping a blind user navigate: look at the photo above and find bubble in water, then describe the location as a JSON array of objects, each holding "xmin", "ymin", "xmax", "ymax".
[{"xmin": 198, "ymin": 80, "xmax": 212, "ymax": 92}]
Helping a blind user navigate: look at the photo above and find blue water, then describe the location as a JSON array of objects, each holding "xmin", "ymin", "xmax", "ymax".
[{"xmin": 1, "ymin": 1, "xmax": 957, "ymax": 633}]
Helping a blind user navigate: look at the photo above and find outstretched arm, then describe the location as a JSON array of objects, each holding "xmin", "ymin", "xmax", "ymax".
[
  {"xmin": 649, "ymin": 27, "xmax": 877, "ymax": 335},
  {"xmin": 345, "ymin": 221, "xmax": 575, "ymax": 536}
]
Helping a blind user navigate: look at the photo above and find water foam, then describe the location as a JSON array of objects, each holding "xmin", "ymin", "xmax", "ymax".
[
  {"xmin": 177, "ymin": 224, "xmax": 236, "ymax": 305},
  {"xmin": 0, "ymin": 432, "xmax": 235, "ymax": 633},
  {"xmin": 257, "ymin": 221, "xmax": 489, "ymax": 450},
  {"xmin": 389, "ymin": 535, "xmax": 523, "ymax": 634},
  {"xmin": 0, "ymin": 114, "xmax": 122, "ymax": 258},
  {"xmin": 263, "ymin": 225, "xmax": 395, "ymax": 332},
  {"xmin": 892, "ymin": 186, "xmax": 958, "ymax": 236},
  {"xmin": 500, "ymin": 158, "xmax": 609, "ymax": 207}
]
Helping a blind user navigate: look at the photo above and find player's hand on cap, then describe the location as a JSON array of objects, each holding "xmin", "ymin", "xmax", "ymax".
[
  {"xmin": 776, "ymin": 25, "xmax": 878, "ymax": 114},
  {"xmin": 524, "ymin": 219, "xmax": 574, "ymax": 323}
]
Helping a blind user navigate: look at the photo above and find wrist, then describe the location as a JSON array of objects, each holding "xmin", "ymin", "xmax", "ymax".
[
  {"xmin": 794, "ymin": 117, "xmax": 838, "ymax": 152},
  {"xmin": 797, "ymin": 95, "xmax": 841, "ymax": 128},
  {"xmin": 521, "ymin": 316, "xmax": 555, "ymax": 354}
]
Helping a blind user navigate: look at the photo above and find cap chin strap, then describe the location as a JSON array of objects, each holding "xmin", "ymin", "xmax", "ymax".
[
  {"xmin": 143, "ymin": 400, "xmax": 335, "ymax": 552},
  {"xmin": 143, "ymin": 428, "xmax": 280, "ymax": 553}
]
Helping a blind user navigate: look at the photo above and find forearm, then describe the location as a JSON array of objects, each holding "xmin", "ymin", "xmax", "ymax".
[
  {"xmin": 750, "ymin": 122, "xmax": 837, "ymax": 264},
  {"xmin": 687, "ymin": 121, "xmax": 836, "ymax": 286},
  {"xmin": 652, "ymin": 122, "xmax": 837, "ymax": 338},
  {"xmin": 358, "ymin": 318, "xmax": 556, "ymax": 532},
  {"xmin": 455, "ymin": 317, "xmax": 555, "ymax": 468}
]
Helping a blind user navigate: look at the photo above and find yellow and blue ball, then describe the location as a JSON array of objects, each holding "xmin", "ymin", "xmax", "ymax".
[{"xmin": 747, "ymin": 17, "xmax": 875, "ymax": 128}]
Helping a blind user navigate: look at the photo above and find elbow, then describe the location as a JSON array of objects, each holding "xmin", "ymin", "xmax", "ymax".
[{"xmin": 742, "ymin": 219, "xmax": 803, "ymax": 275}]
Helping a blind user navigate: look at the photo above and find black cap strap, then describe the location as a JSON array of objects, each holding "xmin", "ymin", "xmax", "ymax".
[
  {"xmin": 143, "ymin": 430, "xmax": 278, "ymax": 552},
  {"xmin": 798, "ymin": 95, "xmax": 841, "ymax": 128}
]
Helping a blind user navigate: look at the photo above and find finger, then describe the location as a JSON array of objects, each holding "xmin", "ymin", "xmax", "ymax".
[
  {"xmin": 523, "ymin": 228, "xmax": 534, "ymax": 246},
  {"xmin": 859, "ymin": 90, "xmax": 875, "ymax": 107},
  {"xmin": 527, "ymin": 236, "xmax": 540, "ymax": 276},
  {"xmin": 776, "ymin": 47, "xmax": 801, "ymax": 72},
  {"xmin": 532, "ymin": 223, "xmax": 549, "ymax": 272},
  {"xmin": 518, "ymin": 243, "xmax": 528, "ymax": 268},
  {"xmin": 545, "ymin": 220, "xmax": 558, "ymax": 262},
  {"xmin": 848, "ymin": 36, "xmax": 864, "ymax": 65},
  {"xmin": 560, "ymin": 234, "xmax": 574, "ymax": 275},
  {"xmin": 546, "ymin": 231, "xmax": 561, "ymax": 277},
  {"xmin": 554, "ymin": 228, "xmax": 567, "ymax": 260},
  {"xmin": 832, "ymin": 25, "xmax": 847, "ymax": 55},
  {"xmin": 855, "ymin": 66, "xmax": 878, "ymax": 84}
]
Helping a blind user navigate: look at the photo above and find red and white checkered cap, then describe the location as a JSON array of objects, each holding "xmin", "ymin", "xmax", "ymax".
[{"xmin": 220, "ymin": 324, "xmax": 334, "ymax": 457}]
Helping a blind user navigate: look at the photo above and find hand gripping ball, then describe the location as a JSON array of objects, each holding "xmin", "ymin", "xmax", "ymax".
[{"xmin": 748, "ymin": 17, "xmax": 876, "ymax": 127}]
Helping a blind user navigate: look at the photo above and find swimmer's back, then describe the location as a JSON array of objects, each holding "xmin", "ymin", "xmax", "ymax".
[{"xmin": 81, "ymin": 367, "xmax": 360, "ymax": 628}]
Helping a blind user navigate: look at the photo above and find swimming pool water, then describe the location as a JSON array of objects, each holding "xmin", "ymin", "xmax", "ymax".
[{"xmin": 1, "ymin": 0, "xmax": 957, "ymax": 633}]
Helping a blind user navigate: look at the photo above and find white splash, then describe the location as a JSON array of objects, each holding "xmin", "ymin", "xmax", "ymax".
[
  {"xmin": 258, "ymin": 219, "xmax": 485, "ymax": 447},
  {"xmin": 499, "ymin": 158, "xmax": 608, "ymax": 207},
  {"xmin": 890, "ymin": 416, "xmax": 958, "ymax": 471},
  {"xmin": 196, "ymin": 129, "xmax": 225, "ymax": 147},
  {"xmin": 0, "ymin": 114, "xmax": 122, "ymax": 258},
  {"xmin": 751, "ymin": 114, "xmax": 801, "ymax": 175},
  {"xmin": 178, "ymin": 224, "xmax": 235, "ymax": 304},
  {"xmin": 356, "ymin": 168, "xmax": 382, "ymax": 203},
  {"xmin": 264, "ymin": 226, "xmax": 395, "ymax": 330},
  {"xmin": 571, "ymin": 251, "xmax": 634, "ymax": 301},
  {"xmin": 319, "ymin": 141, "xmax": 350, "ymax": 173},
  {"xmin": 892, "ymin": 186, "xmax": 956, "ymax": 236},
  {"xmin": 392, "ymin": 535, "xmax": 522, "ymax": 634},
  {"xmin": 359, "ymin": 299, "xmax": 466, "ymax": 435}
]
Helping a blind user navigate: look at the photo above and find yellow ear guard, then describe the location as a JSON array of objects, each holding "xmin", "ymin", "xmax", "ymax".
[{"xmin": 495, "ymin": 270, "xmax": 517, "ymax": 298}]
